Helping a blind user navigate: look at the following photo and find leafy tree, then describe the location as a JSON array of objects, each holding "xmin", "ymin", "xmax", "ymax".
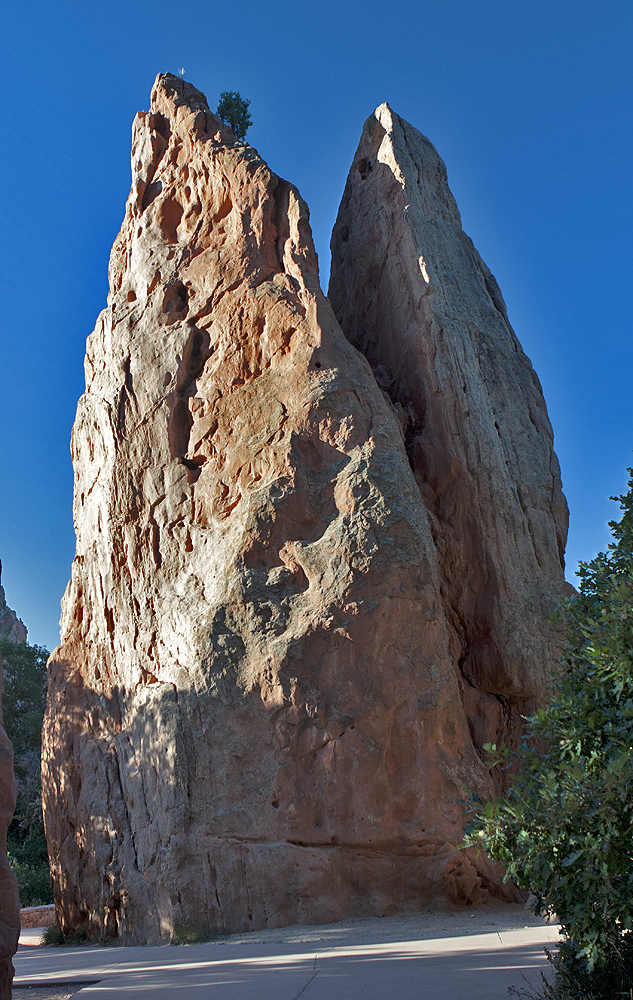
[
  {"xmin": 2, "ymin": 638, "xmax": 52, "ymax": 906},
  {"xmin": 469, "ymin": 471, "xmax": 633, "ymax": 998},
  {"xmin": 216, "ymin": 91, "xmax": 252, "ymax": 140}
]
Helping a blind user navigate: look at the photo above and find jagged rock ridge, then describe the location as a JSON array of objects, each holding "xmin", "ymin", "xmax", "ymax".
[
  {"xmin": 329, "ymin": 104, "xmax": 569, "ymax": 753},
  {"xmin": 43, "ymin": 75, "xmax": 523, "ymax": 946},
  {"xmin": 0, "ymin": 562, "xmax": 27, "ymax": 644}
]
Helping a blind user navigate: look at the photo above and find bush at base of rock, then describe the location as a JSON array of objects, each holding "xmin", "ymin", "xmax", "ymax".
[
  {"xmin": 170, "ymin": 922, "xmax": 223, "ymax": 946},
  {"xmin": 42, "ymin": 923, "xmax": 65, "ymax": 946},
  {"xmin": 469, "ymin": 470, "xmax": 633, "ymax": 998},
  {"xmin": 509, "ymin": 939, "xmax": 633, "ymax": 1000}
]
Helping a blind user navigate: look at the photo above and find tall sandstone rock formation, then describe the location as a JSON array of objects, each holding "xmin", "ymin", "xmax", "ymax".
[
  {"xmin": 43, "ymin": 77, "xmax": 565, "ymax": 944},
  {"xmin": 329, "ymin": 105, "xmax": 569, "ymax": 754},
  {"xmin": 0, "ymin": 648, "xmax": 20, "ymax": 1000}
]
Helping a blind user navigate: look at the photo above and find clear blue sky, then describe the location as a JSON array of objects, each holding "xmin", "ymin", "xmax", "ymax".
[{"xmin": 0, "ymin": 0, "xmax": 631, "ymax": 650}]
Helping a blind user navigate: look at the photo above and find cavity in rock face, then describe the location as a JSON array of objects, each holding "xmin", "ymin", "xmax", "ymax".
[
  {"xmin": 0, "ymin": 647, "xmax": 20, "ymax": 1000},
  {"xmin": 329, "ymin": 104, "xmax": 569, "ymax": 757},
  {"xmin": 43, "ymin": 75, "xmax": 518, "ymax": 946}
]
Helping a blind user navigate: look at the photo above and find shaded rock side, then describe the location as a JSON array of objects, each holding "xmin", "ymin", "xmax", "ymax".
[
  {"xmin": 0, "ymin": 648, "xmax": 20, "ymax": 1000},
  {"xmin": 43, "ymin": 75, "xmax": 514, "ymax": 946},
  {"xmin": 329, "ymin": 105, "xmax": 569, "ymax": 754},
  {"xmin": 0, "ymin": 561, "xmax": 27, "ymax": 644}
]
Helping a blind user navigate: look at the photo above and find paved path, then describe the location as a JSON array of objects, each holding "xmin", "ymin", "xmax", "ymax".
[{"xmin": 14, "ymin": 908, "xmax": 560, "ymax": 999}]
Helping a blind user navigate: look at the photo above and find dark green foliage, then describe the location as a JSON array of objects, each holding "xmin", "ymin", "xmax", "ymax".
[
  {"xmin": 2, "ymin": 639, "xmax": 48, "ymax": 761},
  {"xmin": 6, "ymin": 846, "xmax": 52, "ymax": 907},
  {"xmin": 42, "ymin": 922, "xmax": 65, "ymax": 946},
  {"xmin": 170, "ymin": 921, "xmax": 219, "ymax": 945},
  {"xmin": 216, "ymin": 91, "xmax": 252, "ymax": 140},
  {"xmin": 42, "ymin": 923, "xmax": 87, "ymax": 947},
  {"xmin": 468, "ymin": 472, "xmax": 633, "ymax": 997},
  {"xmin": 2, "ymin": 638, "xmax": 53, "ymax": 906},
  {"xmin": 509, "ymin": 939, "xmax": 633, "ymax": 999}
]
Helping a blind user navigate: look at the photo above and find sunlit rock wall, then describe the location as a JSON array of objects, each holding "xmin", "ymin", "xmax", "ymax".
[
  {"xmin": 329, "ymin": 104, "xmax": 569, "ymax": 754},
  {"xmin": 42, "ymin": 76, "xmax": 520, "ymax": 946}
]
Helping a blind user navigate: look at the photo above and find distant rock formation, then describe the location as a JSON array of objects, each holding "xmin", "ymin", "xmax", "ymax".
[
  {"xmin": 329, "ymin": 104, "xmax": 569, "ymax": 754},
  {"xmin": 43, "ymin": 78, "xmax": 566, "ymax": 945},
  {"xmin": 0, "ymin": 647, "xmax": 20, "ymax": 999},
  {"xmin": 0, "ymin": 562, "xmax": 27, "ymax": 645}
]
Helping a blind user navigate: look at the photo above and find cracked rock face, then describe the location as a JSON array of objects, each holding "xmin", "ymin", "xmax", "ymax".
[
  {"xmin": 329, "ymin": 104, "xmax": 569, "ymax": 754},
  {"xmin": 0, "ymin": 648, "xmax": 20, "ymax": 1000},
  {"xmin": 43, "ymin": 75, "xmax": 519, "ymax": 946}
]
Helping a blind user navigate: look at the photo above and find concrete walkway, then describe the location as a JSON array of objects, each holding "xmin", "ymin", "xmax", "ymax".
[{"xmin": 14, "ymin": 908, "xmax": 561, "ymax": 999}]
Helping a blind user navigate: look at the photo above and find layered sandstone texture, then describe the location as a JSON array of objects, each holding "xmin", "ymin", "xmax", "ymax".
[
  {"xmin": 43, "ymin": 74, "xmax": 515, "ymax": 946},
  {"xmin": 0, "ymin": 649, "xmax": 20, "ymax": 1000},
  {"xmin": 329, "ymin": 105, "xmax": 569, "ymax": 752},
  {"xmin": 0, "ymin": 562, "xmax": 27, "ymax": 644}
]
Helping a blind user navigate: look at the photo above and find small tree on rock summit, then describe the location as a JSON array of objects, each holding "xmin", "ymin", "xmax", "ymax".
[{"xmin": 216, "ymin": 91, "xmax": 252, "ymax": 140}]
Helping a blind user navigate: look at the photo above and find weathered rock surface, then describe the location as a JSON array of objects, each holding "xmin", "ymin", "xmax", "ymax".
[
  {"xmin": 329, "ymin": 105, "xmax": 569, "ymax": 753},
  {"xmin": 0, "ymin": 647, "xmax": 20, "ymax": 999},
  {"xmin": 43, "ymin": 75, "xmax": 522, "ymax": 946},
  {"xmin": 0, "ymin": 562, "xmax": 27, "ymax": 644}
]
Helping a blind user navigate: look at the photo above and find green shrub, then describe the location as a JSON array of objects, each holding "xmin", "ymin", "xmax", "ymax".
[
  {"xmin": 216, "ymin": 91, "xmax": 252, "ymax": 140},
  {"xmin": 2, "ymin": 638, "xmax": 53, "ymax": 906},
  {"xmin": 41, "ymin": 922, "xmax": 87, "ymax": 947},
  {"xmin": 42, "ymin": 922, "xmax": 65, "ymax": 946},
  {"xmin": 468, "ymin": 471, "xmax": 633, "ymax": 997},
  {"xmin": 7, "ymin": 841, "xmax": 52, "ymax": 907},
  {"xmin": 170, "ymin": 921, "xmax": 219, "ymax": 945},
  {"xmin": 509, "ymin": 937, "xmax": 633, "ymax": 999}
]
